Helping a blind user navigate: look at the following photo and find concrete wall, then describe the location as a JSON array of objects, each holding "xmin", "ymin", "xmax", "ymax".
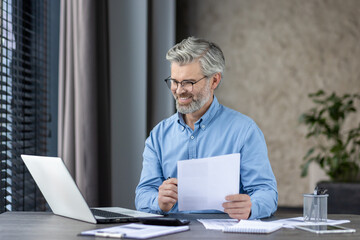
[{"xmin": 178, "ymin": 0, "xmax": 360, "ymax": 206}]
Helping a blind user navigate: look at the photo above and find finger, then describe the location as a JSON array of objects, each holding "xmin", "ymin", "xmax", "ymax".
[
  {"xmin": 166, "ymin": 178, "xmax": 178, "ymax": 185},
  {"xmin": 159, "ymin": 189, "xmax": 178, "ymax": 199},
  {"xmin": 159, "ymin": 182, "xmax": 177, "ymax": 190},
  {"xmin": 159, "ymin": 183, "xmax": 178, "ymax": 194},
  {"xmin": 223, "ymin": 207, "xmax": 250, "ymax": 214},
  {"xmin": 158, "ymin": 196, "xmax": 177, "ymax": 212},
  {"xmin": 159, "ymin": 183, "xmax": 178, "ymax": 198},
  {"xmin": 223, "ymin": 201, "xmax": 251, "ymax": 209},
  {"xmin": 225, "ymin": 194, "xmax": 250, "ymax": 202},
  {"xmin": 228, "ymin": 213, "xmax": 249, "ymax": 220},
  {"xmin": 160, "ymin": 179, "xmax": 178, "ymax": 191},
  {"xmin": 158, "ymin": 195, "xmax": 177, "ymax": 205}
]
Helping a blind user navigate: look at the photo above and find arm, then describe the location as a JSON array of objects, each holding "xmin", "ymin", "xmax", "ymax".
[
  {"xmin": 241, "ymin": 122, "xmax": 278, "ymax": 219},
  {"xmin": 224, "ymin": 122, "xmax": 278, "ymax": 220},
  {"xmin": 135, "ymin": 132, "xmax": 179, "ymax": 214},
  {"xmin": 135, "ymin": 134, "xmax": 165, "ymax": 214}
]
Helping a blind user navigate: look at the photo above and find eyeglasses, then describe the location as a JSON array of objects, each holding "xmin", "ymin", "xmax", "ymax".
[{"xmin": 164, "ymin": 76, "xmax": 208, "ymax": 92}]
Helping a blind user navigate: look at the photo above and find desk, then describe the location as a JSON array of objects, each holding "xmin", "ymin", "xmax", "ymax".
[{"xmin": 0, "ymin": 212, "xmax": 359, "ymax": 239}]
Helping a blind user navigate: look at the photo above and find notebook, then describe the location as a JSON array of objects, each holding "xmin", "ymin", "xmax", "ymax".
[
  {"xmin": 21, "ymin": 154, "xmax": 162, "ymax": 224},
  {"xmin": 223, "ymin": 220, "xmax": 283, "ymax": 234}
]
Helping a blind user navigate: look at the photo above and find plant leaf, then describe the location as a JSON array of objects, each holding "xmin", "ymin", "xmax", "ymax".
[
  {"xmin": 304, "ymin": 147, "xmax": 315, "ymax": 160},
  {"xmin": 301, "ymin": 160, "xmax": 312, "ymax": 177}
]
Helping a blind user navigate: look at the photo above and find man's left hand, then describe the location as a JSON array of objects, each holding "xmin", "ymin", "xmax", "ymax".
[{"xmin": 222, "ymin": 194, "xmax": 252, "ymax": 220}]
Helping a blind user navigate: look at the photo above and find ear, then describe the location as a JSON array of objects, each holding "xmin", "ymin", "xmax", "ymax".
[{"xmin": 210, "ymin": 72, "xmax": 222, "ymax": 90}]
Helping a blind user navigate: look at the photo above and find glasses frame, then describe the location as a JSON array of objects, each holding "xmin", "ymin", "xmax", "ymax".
[{"xmin": 164, "ymin": 75, "xmax": 208, "ymax": 92}]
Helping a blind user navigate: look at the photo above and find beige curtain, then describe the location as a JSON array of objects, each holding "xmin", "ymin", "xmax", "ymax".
[{"xmin": 58, "ymin": 0, "xmax": 110, "ymax": 207}]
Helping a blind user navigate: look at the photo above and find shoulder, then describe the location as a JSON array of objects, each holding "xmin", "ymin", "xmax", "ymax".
[
  {"xmin": 217, "ymin": 104, "xmax": 265, "ymax": 141},
  {"xmin": 218, "ymin": 104, "xmax": 256, "ymax": 128},
  {"xmin": 152, "ymin": 113, "xmax": 178, "ymax": 131},
  {"xmin": 148, "ymin": 112, "xmax": 178, "ymax": 138},
  {"xmin": 224, "ymin": 105, "xmax": 267, "ymax": 143},
  {"xmin": 144, "ymin": 113, "xmax": 178, "ymax": 150}
]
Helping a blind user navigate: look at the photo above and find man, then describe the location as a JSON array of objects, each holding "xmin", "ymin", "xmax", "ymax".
[{"xmin": 135, "ymin": 37, "xmax": 277, "ymax": 220}]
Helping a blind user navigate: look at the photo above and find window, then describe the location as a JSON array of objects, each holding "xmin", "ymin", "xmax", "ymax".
[{"xmin": 0, "ymin": 0, "xmax": 53, "ymax": 212}]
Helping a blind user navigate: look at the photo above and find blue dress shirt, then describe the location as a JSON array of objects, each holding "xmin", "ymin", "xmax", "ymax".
[{"xmin": 135, "ymin": 96, "xmax": 278, "ymax": 219}]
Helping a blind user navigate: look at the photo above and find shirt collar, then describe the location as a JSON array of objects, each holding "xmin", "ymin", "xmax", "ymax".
[{"xmin": 177, "ymin": 95, "xmax": 220, "ymax": 131}]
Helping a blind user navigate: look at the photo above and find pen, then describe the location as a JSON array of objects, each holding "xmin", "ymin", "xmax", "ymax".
[{"xmin": 94, "ymin": 231, "xmax": 125, "ymax": 238}]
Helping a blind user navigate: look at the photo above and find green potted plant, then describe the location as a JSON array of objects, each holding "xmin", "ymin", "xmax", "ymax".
[{"xmin": 299, "ymin": 90, "xmax": 360, "ymax": 214}]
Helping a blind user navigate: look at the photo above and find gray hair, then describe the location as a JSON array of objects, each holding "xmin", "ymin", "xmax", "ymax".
[{"xmin": 166, "ymin": 37, "xmax": 225, "ymax": 79}]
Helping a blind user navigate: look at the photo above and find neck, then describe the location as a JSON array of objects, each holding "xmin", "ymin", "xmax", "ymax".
[{"xmin": 183, "ymin": 95, "xmax": 214, "ymax": 130}]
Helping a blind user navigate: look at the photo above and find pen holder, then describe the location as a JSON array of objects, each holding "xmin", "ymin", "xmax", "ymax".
[{"xmin": 303, "ymin": 194, "xmax": 328, "ymax": 222}]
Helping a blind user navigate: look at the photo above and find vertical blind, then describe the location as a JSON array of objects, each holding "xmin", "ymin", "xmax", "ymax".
[{"xmin": 0, "ymin": 0, "xmax": 50, "ymax": 212}]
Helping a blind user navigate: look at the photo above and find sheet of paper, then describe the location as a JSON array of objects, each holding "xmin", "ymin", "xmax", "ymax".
[
  {"xmin": 177, "ymin": 153, "xmax": 240, "ymax": 211},
  {"xmin": 81, "ymin": 223, "xmax": 189, "ymax": 239},
  {"xmin": 271, "ymin": 217, "xmax": 350, "ymax": 229},
  {"xmin": 197, "ymin": 219, "xmax": 239, "ymax": 230}
]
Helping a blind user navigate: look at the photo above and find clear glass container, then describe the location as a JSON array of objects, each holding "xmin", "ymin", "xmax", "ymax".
[{"xmin": 303, "ymin": 194, "xmax": 328, "ymax": 222}]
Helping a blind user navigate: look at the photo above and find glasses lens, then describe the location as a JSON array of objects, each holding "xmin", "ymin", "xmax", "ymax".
[
  {"xmin": 170, "ymin": 80, "xmax": 178, "ymax": 90},
  {"xmin": 165, "ymin": 79, "xmax": 173, "ymax": 90},
  {"xmin": 165, "ymin": 79, "xmax": 194, "ymax": 92},
  {"xmin": 182, "ymin": 82, "xmax": 193, "ymax": 92}
]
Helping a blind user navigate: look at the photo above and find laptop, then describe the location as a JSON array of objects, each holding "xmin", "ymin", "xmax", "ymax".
[{"xmin": 21, "ymin": 154, "xmax": 162, "ymax": 224}]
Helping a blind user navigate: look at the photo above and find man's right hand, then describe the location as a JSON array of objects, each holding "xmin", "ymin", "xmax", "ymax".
[{"xmin": 158, "ymin": 178, "xmax": 178, "ymax": 212}]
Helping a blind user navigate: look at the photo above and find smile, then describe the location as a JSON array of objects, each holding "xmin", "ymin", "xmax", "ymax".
[{"xmin": 177, "ymin": 95, "xmax": 193, "ymax": 104}]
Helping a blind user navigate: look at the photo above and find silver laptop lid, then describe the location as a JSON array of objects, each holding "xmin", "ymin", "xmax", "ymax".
[{"xmin": 21, "ymin": 155, "xmax": 97, "ymax": 224}]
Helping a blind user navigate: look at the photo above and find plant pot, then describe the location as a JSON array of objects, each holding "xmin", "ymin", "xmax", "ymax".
[{"xmin": 317, "ymin": 181, "xmax": 360, "ymax": 214}]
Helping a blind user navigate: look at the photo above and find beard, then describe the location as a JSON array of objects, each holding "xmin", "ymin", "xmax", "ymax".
[{"xmin": 174, "ymin": 81, "xmax": 212, "ymax": 114}]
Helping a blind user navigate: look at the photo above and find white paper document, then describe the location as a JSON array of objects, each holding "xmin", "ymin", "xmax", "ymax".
[
  {"xmin": 81, "ymin": 223, "xmax": 189, "ymax": 239},
  {"xmin": 177, "ymin": 153, "xmax": 240, "ymax": 211},
  {"xmin": 197, "ymin": 219, "xmax": 239, "ymax": 230}
]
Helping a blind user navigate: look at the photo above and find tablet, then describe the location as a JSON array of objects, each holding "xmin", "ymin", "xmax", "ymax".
[{"xmin": 295, "ymin": 224, "xmax": 356, "ymax": 234}]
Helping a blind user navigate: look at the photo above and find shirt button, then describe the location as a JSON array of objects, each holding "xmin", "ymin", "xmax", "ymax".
[
  {"xmin": 190, "ymin": 136, "xmax": 194, "ymax": 140},
  {"xmin": 181, "ymin": 126, "xmax": 185, "ymax": 131},
  {"xmin": 201, "ymin": 125, "xmax": 205, "ymax": 129}
]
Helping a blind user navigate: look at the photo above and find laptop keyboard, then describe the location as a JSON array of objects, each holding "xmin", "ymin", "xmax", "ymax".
[{"xmin": 91, "ymin": 208, "xmax": 130, "ymax": 218}]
